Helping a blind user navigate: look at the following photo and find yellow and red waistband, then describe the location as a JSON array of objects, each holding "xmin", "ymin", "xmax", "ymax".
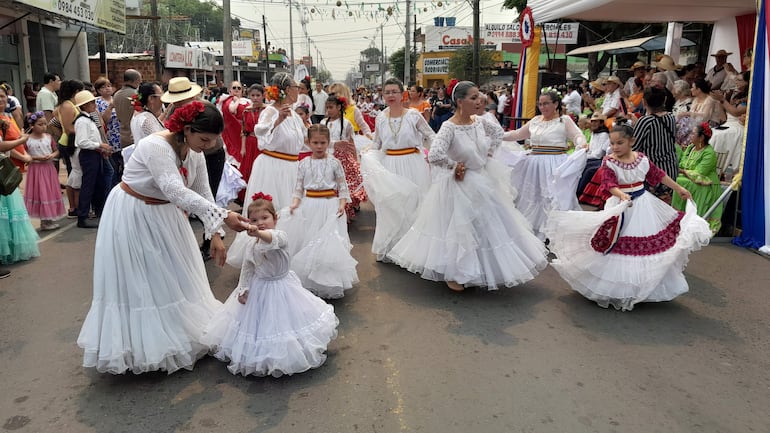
[
  {"xmin": 262, "ymin": 149, "xmax": 299, "ymax": 161},
  {"xmin": 386, "ymin": 147, "xmax": 420, "ymax": 156}
]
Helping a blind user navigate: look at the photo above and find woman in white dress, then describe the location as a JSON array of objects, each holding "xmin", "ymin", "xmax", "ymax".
[
  {"xmin": 387, "ymin": 81, "xmax": 548, "ymax": 292},
  {"xmin": 242, "ymin": 72, "xmax": 305, "ymax": 212},
  {"xmin": 361, "ymin": 78, "xmax": 436, "ymax": 260},
  {"xmin": 130, "ymin": 82, "xmax": 166, "ymax": 144},
  {"xmin": 499, "ymin": 89, "xmax": 588, "ymax": 240},
  {"xmin": 77, "ymin": 102, "xmax": 250, "ymax": 374}
]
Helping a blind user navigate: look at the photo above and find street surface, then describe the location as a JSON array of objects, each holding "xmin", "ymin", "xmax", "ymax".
[{"xmin": 1, "ymin": 202, "xmax": 769, "ymax": 433}]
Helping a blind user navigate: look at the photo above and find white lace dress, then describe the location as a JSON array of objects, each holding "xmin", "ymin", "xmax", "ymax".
[
  {"xmin": 543, "ymin": 153, "xmax": 711, "ymax": 311},
  {"xmin": 278, "ymin": 156, "xmax": 358, "ymax": 299},
  {"xmin": 130, "ymin": 110, "xmax": 165, "ymax": 145},
  {"xmin": 498, "ymin": 115, "xmax": 588, "ymax": 240},
  {"xmin": 361, "ymin": 108, "xmax": 436, "ymax": 260},
  {"xmin": 77, "ymin": 134, "xmax": 229, "ymax": 374},
  {"xmin": 201, "ymin": 230, "xmax": 338, "ymax": 377},
  {"xmin": 387, "ymin": 119, "xmax": 548, "ymax": 290}
]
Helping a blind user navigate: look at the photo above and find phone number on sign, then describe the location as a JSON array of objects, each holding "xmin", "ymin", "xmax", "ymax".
[{"xmin": 57, "ymin": 0, "xmax": 95, "ymax": 21}]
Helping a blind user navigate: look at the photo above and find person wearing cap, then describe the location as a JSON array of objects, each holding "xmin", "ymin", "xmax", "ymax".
[
  {"xmin": 73, "ymin": 90, "xmax": 112, "ymax": 228},
  {"xmin": 706, "ymin": 49, "xmax": 732, "ymax": 91},
  {"xmin": 624, "ymin": 61, "xmax": 647, "ymax": 96}
]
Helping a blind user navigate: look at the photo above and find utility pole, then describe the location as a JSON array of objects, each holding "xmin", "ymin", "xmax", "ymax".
[
  {"xmin": 412, "ymin": 14, "xmax": 417, "ymax": 83},
  {"xmin": 150, "ymin": 0, "xmax": 161, "ymax": 79},
  {"xmin": 380, "ymin": 23, "xmax": 385, "ymax": 89},
  {"xmin": 472, "ymin": 0, "xmax": 480, "ymax": 84},
  {"xmin": 404, "ymin": 0, "xmax": 411, "ymax": 85},
  {"xmin": 263, "ymin": 15, "xmax": 269, "ymax": 84},
  {"xmin": 223, "ymin": 0, "xmax": 233, "ymax": 85},
  {"xmin": 289, "ymin": 0, "xmax": 295, "ymax": 75}
]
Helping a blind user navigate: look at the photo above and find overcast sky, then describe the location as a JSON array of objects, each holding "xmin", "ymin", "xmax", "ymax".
[{"xmin": 227, "ymin": 0, "xmax": 520, "ymax": 80}]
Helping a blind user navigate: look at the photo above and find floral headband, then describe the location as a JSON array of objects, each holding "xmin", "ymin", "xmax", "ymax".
[
  {"xmin": 541, "ymin": 86, "xmax": 563, "ymax": 98},
  {"xmin": 27, "ymin": 111, "xmax": 46, "ymax": 123},
  {"xmin": 164, "ymin": 101, "xmax": 206, "ymax": 133},
  {"xmin": 700, "ymin": 122, "xmax": 713, "ymax": 138},
  {"xmin": 252, "ymin": 192, "xmax": 272, "ymax": 202}
]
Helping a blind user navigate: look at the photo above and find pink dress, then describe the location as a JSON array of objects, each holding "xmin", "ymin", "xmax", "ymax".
[{"xmin": 24, "ymin": 135, "xmax": 66, "ymax": 220}]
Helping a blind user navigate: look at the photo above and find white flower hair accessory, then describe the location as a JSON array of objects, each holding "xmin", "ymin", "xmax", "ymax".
[{"xmin": 540, "ymin": 86, "xmax": 562, "ymax": 98}]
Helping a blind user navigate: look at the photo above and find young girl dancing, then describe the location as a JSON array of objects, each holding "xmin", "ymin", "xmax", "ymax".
[
  {"xmin": 361, "ymin": 77, "xmax": 435, "ymax": 261},
  {"xmin": 322, "ymin": 95, "xmax": 366, "ymax": 222},
  {"xmin": 201, "ymin": 194, "xmax": 338, "ymax": 377},
  {"xmin": 387, "ymin": 81, "xmax": 548, "ymax": 292},
  {"xmin": 544, "ymin": 125, "xmax": 711, "ymax": 311},
  {"xmin": 23, "ymin": 112, "xmax": 66, "ymax": 230},
  {"xmin": 282, "ymin": 124, "xmax": 358, "ymax": 299}
]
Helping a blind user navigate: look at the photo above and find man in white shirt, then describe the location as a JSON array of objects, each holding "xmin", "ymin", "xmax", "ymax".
[
  {"xmin": 311, "ymin": 82, "xmax": 328, "ymax": 124},
  {"xmin": 706, "ymin": 49, "xmax": 732, "ymax": 91},
  {"xmin": 496, "ymin": 86, "xmax": 509, "ymax": 124},
  {"xmin": 562, "ymin": 82, "xmax": 582, "ymax": 117},
  {"xmin": 624, "ymin": 61, "xmax": 647, "ymax": 96},
  {"xmin": 36, "ymin": 72, "xmax": 61, "ymax": 122},
  {"xmin": 601, "ymin": 76, "xmax": 625, "ymax": 119}
]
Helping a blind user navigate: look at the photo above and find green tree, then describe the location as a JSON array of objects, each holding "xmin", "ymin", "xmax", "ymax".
[
  {"xmin": 315, "ymin": 69, "xmax": 332, "ymax": 84},
  {"xmin": 388, "ymin": 47, "xmax": 416, "ymax": 83},
  {"xmin": 447, "ymin": 46, "xmax": 498, "ymax": 85}
]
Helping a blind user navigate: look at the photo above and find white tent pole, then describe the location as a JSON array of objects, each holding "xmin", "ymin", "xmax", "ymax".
[{"xmin": 665, "ymin": 22, "xmax": 683, "ymax": 63}]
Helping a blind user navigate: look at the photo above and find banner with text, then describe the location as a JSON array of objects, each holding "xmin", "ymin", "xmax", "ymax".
[
  {"xmin": 17, "ymin": 0, "xmax": 126, "ymax": 33},
  {"xmin": 424, "ymin": 26, "xmax": 498, "ymax": 52},
  {"xmin": 165, "ymin": 44, "xmax": 216, "ymax": 71},
  {"xmin": 186, "ymin": 40, "xmax": 255, "ymax": 57},
  {"xmin": 423, "ymin": 57, "xmax": 449, "ymax": 75},
  {"xmin": 483, "ymin": 22, "xmax": 579, "ymax": 45}
]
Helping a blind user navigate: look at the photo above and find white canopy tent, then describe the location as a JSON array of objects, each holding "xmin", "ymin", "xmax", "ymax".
[
  {"xmin": 529, "ymin": 0, "xmax": 756, "ymax": 24},
  {"xmin": 566, "ymin": 36, "xmax": 695, "ymax": 56}
]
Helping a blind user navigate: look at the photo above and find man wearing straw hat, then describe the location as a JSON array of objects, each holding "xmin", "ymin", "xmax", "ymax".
[
  {"xmin": 624, "ymin": 61, "xmax": 647, "ymax": 96},
  {"xmin": 706, "ymin": 49, "xmax": 732, "ymax": 91}
]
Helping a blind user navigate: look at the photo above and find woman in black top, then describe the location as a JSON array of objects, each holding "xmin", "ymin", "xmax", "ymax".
[
  {"xmin": 430, "ymin": 87, "xmax": 453, "ymax": 132},
  {"xmin": 633, "ymin": 87, "xmax": 679, "ymax": 201}
]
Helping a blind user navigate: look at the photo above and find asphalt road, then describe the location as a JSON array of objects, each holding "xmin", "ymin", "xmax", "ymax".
[{"xmin": 1, "ymin": 203, "xmax": 769, "ymax": 433}]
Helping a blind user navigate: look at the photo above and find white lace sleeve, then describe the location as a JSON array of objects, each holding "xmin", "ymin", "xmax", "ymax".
[
  {"xmin": 480, "ymin": 116, "xmax": 504, "ymax": 155},
  {"xmin": 187, "ymin": 153, "xmax": 226, "ymax": 238},
  {"xmin": 354, "ymin": 107, "xmax": 372, "ymax": 136},
  {"xmin": 254, "ymin": 105, "xmax": 280, "ymax": 148},
  {"xmin": 293, "ymin": 159, "xmax": 306, "ymax": 199},
  {"xmin": 415, "ymin": 111, "xmax": 436, "ymax": 148},
  {"xmin": 235, "ymin": 248, "xmax": 256, "ymax": 293},
  {"xmin": 141, "ymin": 114, "xmax": 164, "ymax": 139},
  {"xmin": 255, "ymin": 229, "xmax": 288, "ymax": 250},
  {"xmin": 503, "ymin": 121, "xmax": 531, "ymax": 142},
  {"xmin": 428, "ymin": 123, "xmax": 457, "ymax": 169},
  {"xmin": 563, "ymin": 115, "xmax": 587, "ymax": 148},
  {"xmin": 333, "ymin": 158, "xmax": 351, "ymax": 200},
  {"xmin": 372, "ymin": 115, "xmax": 383, "ymax": 151},
  {"xmin": 145, "ymin": 142, "xmax": 228, "ymax": 239}
]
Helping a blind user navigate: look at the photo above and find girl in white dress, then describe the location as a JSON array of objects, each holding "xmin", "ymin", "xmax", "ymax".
[
  {"xmin": 77, "ymin": 102, "xmax": 250, "ymax": 374},
  {"xmin": 281, "ymin": 124, "xmax": 358, "ymax": 299},
  {"xmin": 387, "ymin": 81, "xmax": 548, "ymax": 292},
  {"xmin": 201, "ymin": 195, "xmax": 338, "ymax": 377},
  {"xmin": 361, "ymin": 78, "xmax": 435, "ymax": 260},
  {"xmin": 498, "ymin": 89, "xmax": 588, "ymax": 240},
  {"xmin": 544, "ymin": 125, "xmax": 711, "ymax": 311}
]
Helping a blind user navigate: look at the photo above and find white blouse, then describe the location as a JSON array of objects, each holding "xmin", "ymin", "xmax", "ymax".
[
  {"xmin": 504, "ymin": 115, "xmax": 587, "ymax": 149},
  {"xmin": 429, "ymin": 118, "xmax": 503, "ymax": 171},
  {"xmin": 122, "ymin": 134, "xmax": 228, "ymax": 238},
  {"xmin": 130, "ymin": 111, "xmax": 165, "ymax": 145},
  {"xmin": 373, "ymin": 108, "xmax": 435, "ymax": 151},
  {"xmin": 321, "ymin": 117, "xmax": 354, "ymax": 143},
  {"xmin": 25, "ymin": 135, "xmax": 56, "ymax": 157},
  {"xmin": 254, "ymin": 104, "xmax": 307, "ymax": 154},
  {"xmin": 292, "ymin": 156, "xmax": 351, "ymax": 200},
  {"xmin": 235, "ymin": 230, "xmax": 290, "ymax": 293}
]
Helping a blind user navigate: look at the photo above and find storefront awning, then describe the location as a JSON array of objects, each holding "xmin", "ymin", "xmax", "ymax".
[{"xmin": 566, "ymin": 35, "xmax": 695, "ymax": 56}]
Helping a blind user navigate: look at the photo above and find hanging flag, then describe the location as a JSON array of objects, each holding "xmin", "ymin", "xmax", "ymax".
[{"xmin": 733, "ymin": 0, "xmax": 769, "ymax": 253}]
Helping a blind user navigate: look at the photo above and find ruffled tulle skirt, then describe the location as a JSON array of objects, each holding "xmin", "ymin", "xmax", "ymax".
[
  {"xmin": 277, "ymin": 202, "xmax": 358, "ymax": 299},
  {"xmin": 243, "ymin": 153, "xmax": 298, "ymax": 212},
  {"xmin": 201, "ymin": 271, "xmax": 338, "ymax": 377},
  {"xmin": 0, "ymin": 189, "xmax": 40, "ymax": 264},
  {"xmin": 498, "ymin": 149, "xmax": 586, "ymax": 239},
  {"xmin": 387, "ymin": 160, "xmax": 548, "ymax": 290},
  {"xmin": 361, "ymin": 151, "xmax": 423, "ymax": 260},
  {"xmin": 23, "ymin": 162, "xmax": 66, "ymax": 220},
  {"xmin": 77, "ymin": 189, "xmax": 223, "ymax": 374},
  {"xmin": 544, "ymin": 195, "xmax": 711, "ymax": 311}
]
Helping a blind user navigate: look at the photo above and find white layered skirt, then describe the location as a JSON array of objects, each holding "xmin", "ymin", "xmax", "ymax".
[
  {"xmin": 201, "ymin": 271, "xmax": 338, "ymax": 377},
  {"xmin": 360, "ymin": 151, "xmax": 424, "ymax": 261},
  {"xmin": 387, "ymin": 160, "xmax": 548, "ymax": 290},
  {"xmin": 278, "ymin": 202, "xmax": 358, "ymax": 299},
  {"xmin": 499, "ymin": 148, "xmax": 587, "ymax": 240},
  {"xmin": 243, "ymin": 153, "xmax": 299, "ymax": 211},
  {"xmin": 544, "ymin": 196, "xmax": 711, "ymax": 311},
  {"xmin": 77, "ymin": 188, "xmax": 222, "ymax": 374}
]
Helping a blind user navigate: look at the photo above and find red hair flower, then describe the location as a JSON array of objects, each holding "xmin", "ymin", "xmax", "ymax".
[
  {"xmin": 130, "ymin": 93, "xmax": 143, "ymax": 112},
  {"xmin": 164, "ymin": 101, "xmax": 206, "ymax": 133},
  {"xmin": 337, "ymin": 96, "xmax": 348, "ymax": 107},
  {"xmin": 252, "ymin": 192, "xmax": 273, "ymax": 202},
  {"xmin": 700, "ymin": 122, "xmax": 713, "ymax": 138},
  {"xmin": 446, "ymin": 79, "xmax": 459, "ymax": 101},
  {"xmin": 264, "ymin": 85, "xmax": 285, "ymax": 102},
  {"xmin": 304, "ymin": 75, "xmax": 311, "ymax": 83}
]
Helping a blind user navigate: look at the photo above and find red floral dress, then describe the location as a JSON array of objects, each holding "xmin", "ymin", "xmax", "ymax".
[{"xmin": 322, "ymin": 116, "xmax": 367, "ymax": 221}]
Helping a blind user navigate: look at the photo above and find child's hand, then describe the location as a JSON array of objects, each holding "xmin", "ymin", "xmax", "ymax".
[
  {"xmin": 619, "ymin": 192, "xmax": 631, "ymax": 202},
  {"xmin": 246, "ymin": 225, "xmax": 260, "ymax": 237},
  {"xmin": 237, "ymin": 290, "xmax": 249, "ymax": 305},
  {"xmin": 289, "ymin": 203, "xmax": 299, "ymax": 215}
]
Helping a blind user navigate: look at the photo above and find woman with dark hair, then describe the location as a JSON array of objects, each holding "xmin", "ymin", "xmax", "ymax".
[
  {"xmin": 632, "ymin": 86, "xmax": 679, "ymax": 200},
  {"xmin": 77, "ymin": 101, "xmax": 250, "ymax": 375},
  {"xmin": 679, "ymin": 78, "xmax": 724, "ymax": 127},
  {"xmin": 52, "ymin": 79, "xmax": 84, "ymax": 217},
  {"xmin": 388, "ymin": 81, "xmax": 547, "ymax": 292},
  {"xmin": 129, "ymin": 82, "xmax": 165, "ymax": 144},
  {"xmin": 499, "ymin": 89, "xmax": 588, "ymax": 240},
  {"xmin": 709, "ymin": 71, "xmax": 749, "ymax": 170},
  {"xmin": 296, "ymin": 76, "xmax": 314, "ymax": 114},
  {"xmin": 672, "ymin": 123, "xmax": 723, "ymax": 234},
  {"xmin": 407, "ymin": 84, "xmax": 431, "ymax": 122},
  {"xmin": 430, "ymin": 86, "xmax": 452, "ymax": 132}
]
